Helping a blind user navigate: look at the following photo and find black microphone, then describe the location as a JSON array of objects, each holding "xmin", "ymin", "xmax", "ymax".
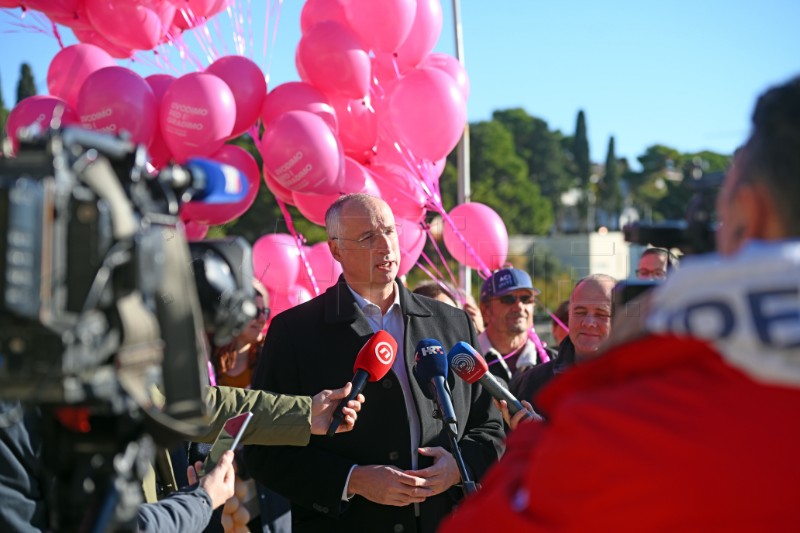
[
  {"xmin": 326, "ymin": 330, "xmax": 397, "ymax": 436},
  {"xmin": 412, "ymin": 338, "xmax": 458, "ymax": 436},
  {"xmin": 448, "ymin": 342, "xmax": 541, "ymax": 421}
]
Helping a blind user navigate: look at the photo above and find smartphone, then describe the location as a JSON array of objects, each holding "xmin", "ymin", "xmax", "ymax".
[{"xmin": 199, "ymin": 412, "xmax": 253, "ymax": 476}]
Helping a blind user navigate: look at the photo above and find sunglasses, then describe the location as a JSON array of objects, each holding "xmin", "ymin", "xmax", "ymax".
[
  {"xmin": 256, "ymin": 306, "xmax": 271, "ymax": 320},
  {"xmin": 497, "ymin": 294, "xmax": 534, "ymax": 305}
]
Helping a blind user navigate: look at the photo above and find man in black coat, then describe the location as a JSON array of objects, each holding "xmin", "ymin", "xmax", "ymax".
[{"xmin": 245, "ymin": 194, "xmax": 505, "ymax": 533}]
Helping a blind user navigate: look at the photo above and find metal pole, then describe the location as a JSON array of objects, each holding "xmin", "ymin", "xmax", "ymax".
[{"xmin": 452, "ymin": 0, "xmax": 472, "ymax": 297}]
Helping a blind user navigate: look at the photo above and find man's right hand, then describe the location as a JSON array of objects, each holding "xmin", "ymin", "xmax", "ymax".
[
  {"xmin": 347, "ymin": 465, "xmax": 433, "ymax": 506},
  {"xmin": 310, "ymin": 382, "xmax": 365, "ymax": 435}
]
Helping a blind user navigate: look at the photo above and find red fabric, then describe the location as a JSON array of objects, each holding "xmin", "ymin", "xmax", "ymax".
[{"xmin": 440, "ymin": 335, "xmax": 800, "ymax": 532}]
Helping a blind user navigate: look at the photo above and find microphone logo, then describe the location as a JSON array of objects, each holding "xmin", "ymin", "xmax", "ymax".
[
  {"xmin": 450, "ymin": 352, "xmax": 476, "ymax": 374},
  {"xmin": 375, "ymin": 341, "xmax": 394, "ymax": 365}
]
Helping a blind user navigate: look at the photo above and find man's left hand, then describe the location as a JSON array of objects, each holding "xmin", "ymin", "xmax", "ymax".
[{"xmin": 404, "ymin": 447, "xmax": 461, "ymax": 496}]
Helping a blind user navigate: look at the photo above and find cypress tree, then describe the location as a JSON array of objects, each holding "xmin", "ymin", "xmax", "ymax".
[
  {"xmin": 602, "ymin": 136, "xmax": 622, "ymax": 226},
  {"xmin": 0, "ymin": 71, "xmax": 9, "ymax": 142},
  {"xmin": 572, "ymin": 110, "xmax": 591, "ymax": 229},
  {"xmin": 16, "ymin": 63, "xmax": 37, "ymax": 104}
]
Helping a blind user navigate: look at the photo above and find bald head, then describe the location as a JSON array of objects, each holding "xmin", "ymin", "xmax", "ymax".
[{"xmin": 568, "ymin": 274, "xmax": 616, "ymax": 362}]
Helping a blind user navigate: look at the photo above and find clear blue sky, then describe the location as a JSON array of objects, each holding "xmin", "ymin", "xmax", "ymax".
[{"xmin": 1, "ymin": 0, "xmax": 799, "ymax": 168}]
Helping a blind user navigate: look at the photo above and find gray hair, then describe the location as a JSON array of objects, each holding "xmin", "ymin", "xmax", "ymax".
[{"xmin": 324, "ymin": 193, "xmax": 380, "ymax": 238}]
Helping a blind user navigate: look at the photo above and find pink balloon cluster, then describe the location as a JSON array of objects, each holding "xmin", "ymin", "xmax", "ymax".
[
  {"xmin": 0, "ymin": 0, "xmax": 231, "ymax": 58},
  {"xmin": 3, "ymin": 44, "xmax": 270, "ymax": 230},
  {"xmin": 256, "ymin": 0, "xmax": 507, "ymax": 278}
]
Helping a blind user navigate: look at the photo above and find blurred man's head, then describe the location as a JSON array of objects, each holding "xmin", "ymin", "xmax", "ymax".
[
  {"xmin": 636, "ymin": 248, "xmax": 678, "ymax": 280},
  {"xmin": 568, "ymin": 274, "xmax": 616, "ymax": 363},
  {"xmin": 480, "ymin": 267, "xmax": 540, "ymax": 342},
  {"xmin": 717, "ymin": 76, "xmax": 800, "ymax": 255}
]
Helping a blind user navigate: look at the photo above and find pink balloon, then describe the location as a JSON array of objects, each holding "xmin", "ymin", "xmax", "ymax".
[
  {"xmin": 300, "ymin": 0, "xmax": 348, "ymax": 34},
  {"xmin": 268, "ymin": 284, "xmax": 312, "ymax": 315},
  {"xmin": 85, "ymin": 0, "xmax": 175, "ymax": 51},
  {"xmin": 293, "ymin": 190, "xmax": 341, "ymax": 226},
  {"xmin": 298, "ymin": 241, "xmax": 342, "ymax": 293},
  {"xmin": 296, "ymin": 21, "xmax": 371, "ymax": 99},
  {"xmin": 181, "ymin": 144, "xmax": 260, "ymax": 225},
  {"xmin": 160, "ymin": 72, "xmax": 236, "ymax": 161},
  {"xmin": 329, "ymin": 95, "xmax": 377, "ymax": 164},
  {"xmin": 342, "ymin": 157, "xmax": 380, "ymax": 195},
  {"xmin": 342, "ymin": 0, "xmax": 416, "ymax": 53},
  {"xmin": 394, "ymin": 0, "xmax": 443, "ymax": 71},
  {"xmin": 371, "ymin": 52, "xmax": 402, "ymax": 86},
  {"xmin": 206, "ymin": 55, "xmax": 267, "ymax": 138},
  {"xmin": 396, "ymin": 217, "xmax": 426, "ymax": 277},
  {"xmin": 443, "ymin": 202, "xmax": 508, "ymax": 271},
  {"xmin": 182, "ymin": 219, "xmax": 209, "ymax": 240},
  {"xmin": 145, "ymin": 74, "xmax": 176, "ymax": 167},
  {"xmin": 71, "ymin": 27, "xmax": 135, "ymax": 59},
  {"xmin": 261, "ymin": 82, "xmax": 337, "ymax": 132},
  {"xmin": 5, "ymin": 96, "xmax": 79, "ymax": 154},
  {"xmin": 47, "ymin": 44, "xmax": 116, "ymax": 110},
  {"xmin": 420, "ymin": 53, "xmax": 470, "ymax": 100},
  {"xmin": 370, "ymin": 163, "xmax": 426, "ymax": 222},
  {"xmin": 262, "ymin": 165, "xmax": 295, "ymax": 204},
  {"xmin": 260, "ymin": 110, "xmax": 344, "ymax": 195},
  {"xmin": 388, "ymin": 67, "xmax": 466, "ymax": 161},
  {"xmin": 77, "ymin": 66, "xmax": 157, "ymax": 145},
  {"xmin": 253, "ymin": 234, "xmax": 301, "ymax": 292},
  {"xmin": 25, "ymin": 0, "xmax": 80, "ymax": 18},
  {"xmin": 0, "ymin": 1, "xmax": 22, "ymax": 7}
]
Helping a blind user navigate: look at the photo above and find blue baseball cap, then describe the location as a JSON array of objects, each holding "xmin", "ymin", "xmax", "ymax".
[{"xmin": 480, "ymin": 267, "xmax": 540, "ymax": 301}]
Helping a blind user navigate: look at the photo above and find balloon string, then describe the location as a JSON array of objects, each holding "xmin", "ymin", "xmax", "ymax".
[
  {"xmin": 265, "ymin": 0, "xmax": 283, "ymax": 85},
  {"xmin": 262, "ymin": 0, "xmax": 271, "ymax": 71},
  {"xmin": 50, "ymin": 21, "xmax": 63, "ymax": 48},
  {"xmin": 422, "ymin": 224, "xmax": 460, "ymax": 289},
  {"xmin": 276, "ymin": 198, "xmax": 320, "ymax": 296},
  {"xmin": 245, "ymin": 0, "xmax": 255, "ymax": 60},
  {"xmin": 528, "ymin": 328, "xmax": 550, "ymax": 364},
  {"xmin": 536, "ymin": 298, "xmax": 568, "ymax": 333}
]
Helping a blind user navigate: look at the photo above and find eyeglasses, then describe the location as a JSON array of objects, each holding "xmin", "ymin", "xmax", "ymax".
[
  {"xmin": 256, "ymin": 306, "xmax": 270, "ymax": 320},
  {"xmin": 635, "ymin": 269, "xmax": 667, "ymax": 280},
  {"xmin": 497, "ymin": 294, "xmax": 534, "ymax": 305},
  {"xmin": 331, "ymin": 225, "xmax": 401, "ymax": 249}
]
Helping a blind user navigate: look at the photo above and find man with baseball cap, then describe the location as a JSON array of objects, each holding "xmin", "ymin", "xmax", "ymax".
[{"xmin": 478, "ymin": 267, "xmax": 544, "ymax": 379}]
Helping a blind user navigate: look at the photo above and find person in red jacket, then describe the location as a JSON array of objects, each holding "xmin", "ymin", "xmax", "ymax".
[{"xmin": 440, "ymin": 75, "xmax": 800, "ymax": 532}]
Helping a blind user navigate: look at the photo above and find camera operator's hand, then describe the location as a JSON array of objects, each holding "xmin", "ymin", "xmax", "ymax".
[
  {"xmin": 187, "ymin": 451, "xmax": 236, "ymax": 509},
  {"xmin": 310, "ymin": 382, "xmax": 365, "ymax": 435}
]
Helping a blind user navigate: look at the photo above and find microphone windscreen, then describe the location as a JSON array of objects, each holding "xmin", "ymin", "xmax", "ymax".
[
  {"xmin": 412, "ymin": 338, "xmax": 448, "ymax": 399},
  {"xmin": 447, "ymin": 342, "xmax": 489, "ymax": 385},
  {"xmin": 353, "ymin": 330, "xmax": 398, "ymax": 381},
  {"xmin": 185, "ymin": 158, "xmax": 249, "ymax": 204}
]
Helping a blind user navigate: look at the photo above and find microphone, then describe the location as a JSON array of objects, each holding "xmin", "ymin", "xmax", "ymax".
[
  {"xmin": 484, "ymin": 347, "xmax": 512, "ymax": 383},
  {"xmin": 412, "ymin": 338, "xmax": 458, "ymax": 435},
  {"xmin": 326, "ymin": 330, "xmax": 397, "ymax": 436},
  {"xmin": 160, "ymin": 158, "xmax": 249, "ymax": 204},
  {"xmin": 448, "ymin": 342, "xmax": 539, "ymax": 421}
]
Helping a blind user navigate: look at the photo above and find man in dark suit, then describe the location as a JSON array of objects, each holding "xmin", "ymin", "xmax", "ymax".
[{"xmin": 245, "ymin": 194, "xmax": 505, "ymax": 533}]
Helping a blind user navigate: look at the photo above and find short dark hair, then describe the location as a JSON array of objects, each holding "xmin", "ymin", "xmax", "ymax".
[
  {"xmin": 640, "ymin": 247, "xmax": 680, "ymax": 271},
  {"xmin": 412, "ymin": 280, "xmax": 458, "ymax": 307},
  {"xmin": 741, "ymin": 76, "xmax": 800, "ymax": 234},
  {"xmin": 553, "ymin": 300, "xmax": 569, "ymax": 326}
]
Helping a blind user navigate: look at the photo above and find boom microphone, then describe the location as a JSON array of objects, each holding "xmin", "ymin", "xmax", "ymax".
[
  {"xmin": 326, "ymin": 330, "xmax": 397, "ymax": 436},
  {"xmin": 448, "ymin": 342, "xmax": 539, "ymax": 421},
  {"xmin": 412, "ymin": 338, "xmax": 458, "ymax": 436}
]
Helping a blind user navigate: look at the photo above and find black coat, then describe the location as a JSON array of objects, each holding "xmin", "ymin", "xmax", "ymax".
[
  {"xmin": 245, "ymin": 278, "xmax": 505, "ymax": 533},
  {"xmin": 510, "ymin": 338, "xmax": 576, "ymax": 415}
]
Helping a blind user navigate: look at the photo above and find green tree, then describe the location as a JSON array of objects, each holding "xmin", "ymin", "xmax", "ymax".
[
  {"xmin": 598, "ymin": 136, "xmax": 622, "ymax": 225},
  {"xmin": 572, "ymin": 110, "xmax": 590, "ymax": 228},
  {"xmin": 492, "ymin": 108, "xmax": 574, "ymax": 204},
  {"xmin": 15, "ymin": 63, "xmax": 37, "ymax": 104},
  {"xmin": 440, "ymin": 120, "xmax": 553, "ymax": 235},
  {"xmin": 0, "ymin": 71, "xmax": 9, "ymax": 144}
]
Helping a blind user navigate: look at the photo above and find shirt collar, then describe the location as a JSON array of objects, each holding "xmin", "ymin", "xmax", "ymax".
[{"xmin": 347, "ymin": 282, "xmax": 401, "ymax": 315}]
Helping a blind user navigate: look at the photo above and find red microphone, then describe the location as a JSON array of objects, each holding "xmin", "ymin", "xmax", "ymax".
[{"xmin": 326, "ymin": 330, "xmax": 397, "ymax": 436}]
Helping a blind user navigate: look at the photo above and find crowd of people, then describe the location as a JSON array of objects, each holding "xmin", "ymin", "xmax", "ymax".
[{"xmin": 2, "ymin": 74, "xmax": 799, "ymax": 532}]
